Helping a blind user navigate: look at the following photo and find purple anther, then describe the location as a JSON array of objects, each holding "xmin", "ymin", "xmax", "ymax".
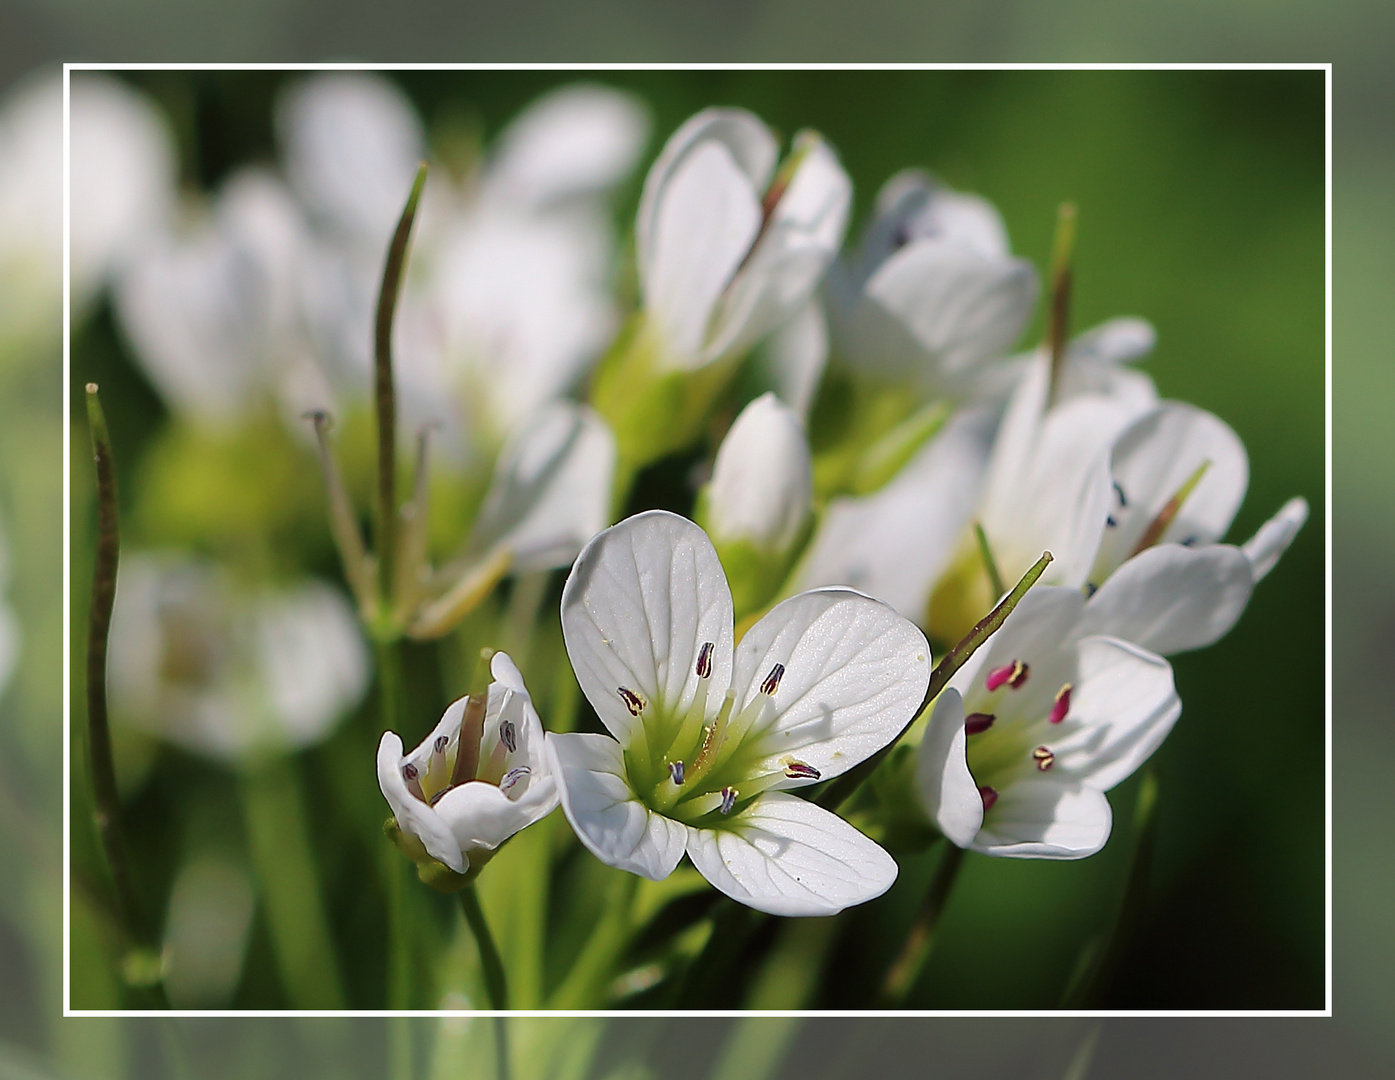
[
  {"xmin": 669, "ymin": 760, "xmax": 686, "ymax": 785},
  {"xmin": 696, "ymin": 641, "xmax": 715, "ymax": 679},
  {"xmin": 1032, "ymin": 746, "xmax": 1055, "ymax": 771},
  {"xmin": 760, "ymin": 663, "xmax": 786, "ymax": 696},
  {"xmin": 500, "ymin": 720, "xmax": 517, "ymax": 753},
  {"xmin": 964, "ymin": 712, "xmax": 996, "ymax": 735},
  {"xmin": 719, "ymin": 787, "xmax": 738, "ymax": 815},
  {"xmin": 1049, "ymin": 684, "xmax": 1072, "ymax": 725},
  {"xmin": 618, "ymin": 686, "xmax": 645, "ymax": 716},
  {"xmin": 978, "ymin": 785, "xmax": 999, "ymax": 812},
  {"xmin": 784, "ymin": 761, "xmax": 821, "ymax": 781},
  {"xmin": 500, "ymin": 765, "xmax": 531, "ymax": 794}
]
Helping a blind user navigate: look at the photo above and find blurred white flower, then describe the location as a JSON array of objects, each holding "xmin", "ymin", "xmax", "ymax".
[
  {"xmin": 826, "ymin": 171, "xmax": 1037, "ymax": 401},
  {"xmin": 108, "ymin": 553, "xmax": 370, "ymax": 763},
  {"xmin": 478, "ymin": 82, "xmax": 650, "ymax": 213},
  {"xmin": 549, "ymin": 511, "xmax": 927, "ymax": 916},
  {"xmin": 276, "ymin": 73, "xmax": 646, "ymax": 458},
  {"xmin": 636, "ymin": 108, "xmax": 851, "ymax": 370},
  {"xmin": 917, "ymin": 585, "xmax": 1180, "ymax": 859},
  {"xmin": 113, "ymin": 168, "xmax": 314, "ymax": 427},
  {"xmin": 378, "ymin": 651, "xmax": 558, "ymax": 877},
  {"xmin": 70, "ymin": 73, "xmax": 178, "ymax": 314}
]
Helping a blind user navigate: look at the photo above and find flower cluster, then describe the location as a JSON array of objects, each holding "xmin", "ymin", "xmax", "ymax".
[{"xmin": 60, "ymin": 72, "xmax": 1313, "ymax": 1003}]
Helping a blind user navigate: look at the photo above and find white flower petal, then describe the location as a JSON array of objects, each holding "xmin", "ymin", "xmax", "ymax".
[
  {"xmin": 484, "ymin": 83, "xmax": 649, "ymax": 209},
  {"xmin": 1050, "ymin": 636, "xmax": 1180, "ymax": 792},
  {"xmin": 915, "ymin": 689, "xmax": 984, "ymax": 848},
  {"xmin": 254, "ymin": 580, "xmax": 371, "ymax": 749},
  {"xmin": 643, "ymin": 139, "xmax": 763, "ymax": 364},
  {"xmin": 433, "ymin": 775, "xmax": 557, "ymax": 853},
  {"xmin": 1065, "ymin": 317, "xmax": 1157, "ymax": 368},
  {"xmin": 706, "ymin": 392, "xmax": 812, "ymax": 554},
  {"xmin": 275, "ymin": 73, "xmax": 425, "ymax": 251},
  {"xmin": 1242, "ymin": 497, "xmax": 1309, "ymax": 582},
  {"xmin": 70, "ymin": 74, "xmax": 176, "ymax": 309},
  {"xmin": 467, "ymin": 402, "xmax": 616, "ymax": 573},
  {"xmin": 972, "ymin": 779, "xmax": 1113, "ymax": 860},
  {"xmin": 684, "ymin": 792, "xmax": 897, "ymax": 916},
  {"xmin": 862, "ymin": 242, "xmax": 1037, "ymax": 379},
  {"xmin": 706, "ymin": 135, "xmax": 851, "ymax": 363},
  {"xmin": 1094, "ymin": 402, "xmax": 1250, "ymax": 578},
  {"xmin": 731, "ymin": 588, "xmax": 930, "ymax": 783},
  {"xmin": 793, "ymin": 405, "xmax": 996, "ymax": 621},
  {"xmin": 377, "ymin": 732, "xmax": 468, "ymax": 873},
  {"xmin": 636, "ymin": 108, "xmax": 777, "ymax": 286},
  {"xmin": 547, "ymin": 732, "xmax": 688, "ymax": 881},
  {"xmin": 561, "ymin": 511, "xmax": 734, "ymax": 746},
  {"xmin": 1080, "ymin": 543, "xmax": 1254, "ymax": 655}
]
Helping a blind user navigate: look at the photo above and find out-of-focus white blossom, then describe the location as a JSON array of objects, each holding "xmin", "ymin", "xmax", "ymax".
[
  {"xmin": 108, "ymin": 553, "xmax": 370, "ymax": 764},
  {"xmin": 827, "ymin": 171, "xmax": 1037, "ymax": 401},
  {"xmin": 636, "ymin": 109, "xmax": 851, "ymax": 371}
]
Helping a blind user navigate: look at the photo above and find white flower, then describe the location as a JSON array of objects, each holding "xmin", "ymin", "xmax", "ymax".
[
  {"xmin": 826, "ymin": 170, "xmax": 1037, "ymax": 400},
  {"xmin": 108, "ymin": 553, "xmax": 370, "ymax": 764},
  {"xmin": 704, "ymin": 393, "xmax": 813, "ymax": 557},
  {"xmin": 636, "ymin": 108, "xmax": 852, "ymax": 370},
  {"xmin": 1076, "ymin": 401, "xmax": 1309, "ymax": 654},
  {"xmin": 548, "ymin": 510, "xmax": 929, "ymax": 916},
  {"xmin": 113, "ymin": 168, "xmax": 312, "ymax": 427},
  {"xmin": 917, "ymin": 586, "xmax": 1180, "ymax": 859},
  {"xmin": 377, "ymin": 652, "xmax": 558, "ymax": 877},
  {"xmin": 276, "ymin": 74, "xmax": 641, "ymax": 457}
]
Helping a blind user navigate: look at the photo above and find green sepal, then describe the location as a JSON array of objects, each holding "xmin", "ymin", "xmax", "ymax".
[
  {"xmin": 590, "ymin": 312, "xmax": 740, "ymax": 474},
  {"xmin": 382, "ymin": 817, "xmax": 482, "ymax": 893}
]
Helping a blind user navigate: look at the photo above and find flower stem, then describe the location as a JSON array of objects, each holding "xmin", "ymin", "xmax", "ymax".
[
  {"xmin": 974, "ymin": 521, "xmax": 1005, "ymax": 598},
  {"xmin": 83, "ymin": 384, "xmax": 166, "ymax": 999},
  {"xmin": 815, "ymin": 550, "xmax": 1054, "ymax": 811},
  {"xmin": 877, "ymin": 841, "xmax": 965, "ymax": 1004},
  {"xmin": 374, "ymin": 162, "xmax": 429, "ymax": 611},
  {"xmin": 460, "ymin": 886, "xmax": 511, "ymax": 1080}
]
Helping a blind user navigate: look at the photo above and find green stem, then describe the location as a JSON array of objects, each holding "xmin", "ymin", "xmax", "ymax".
[
  {"xmin": 460, "ymin": 886, "xmax": 511, "ymax": 1080},
  {"xmin": 878, "ymin": 842, "xmax": 966, "ymax": 1004},
  {"xmin": 816, "ymin": 550, "xmax": 1054, "ymax": 811},
  {"xmin": 374, "ymin": 162, "xmax": 429, "ymax": 610},
  {"xmin": 239, "ymin": 758, "xmax": 346, "ymax": 1009},
  {"xmin": 84, "ymin": 384, "xmax": 167, "ymax": 999},
  {"xmin": 974, "ymin": 521, "xmax": 1005, "ymax": 598}
]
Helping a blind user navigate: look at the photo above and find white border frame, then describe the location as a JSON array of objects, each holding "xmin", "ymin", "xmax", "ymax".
[{"xmin": 62, "ymin": 60, "xmax": 1335, "ymax": 1020}]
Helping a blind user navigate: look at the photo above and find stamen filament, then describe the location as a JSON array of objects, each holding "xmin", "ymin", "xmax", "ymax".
[{"xmin": 1131, "ymin": 459, "xmax": 1212, "ymax": 556}]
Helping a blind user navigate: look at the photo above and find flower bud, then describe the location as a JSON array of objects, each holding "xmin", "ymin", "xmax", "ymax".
[{"xmin": 698, "ymin": 393, "xmax": 812, "ymax": 617}]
